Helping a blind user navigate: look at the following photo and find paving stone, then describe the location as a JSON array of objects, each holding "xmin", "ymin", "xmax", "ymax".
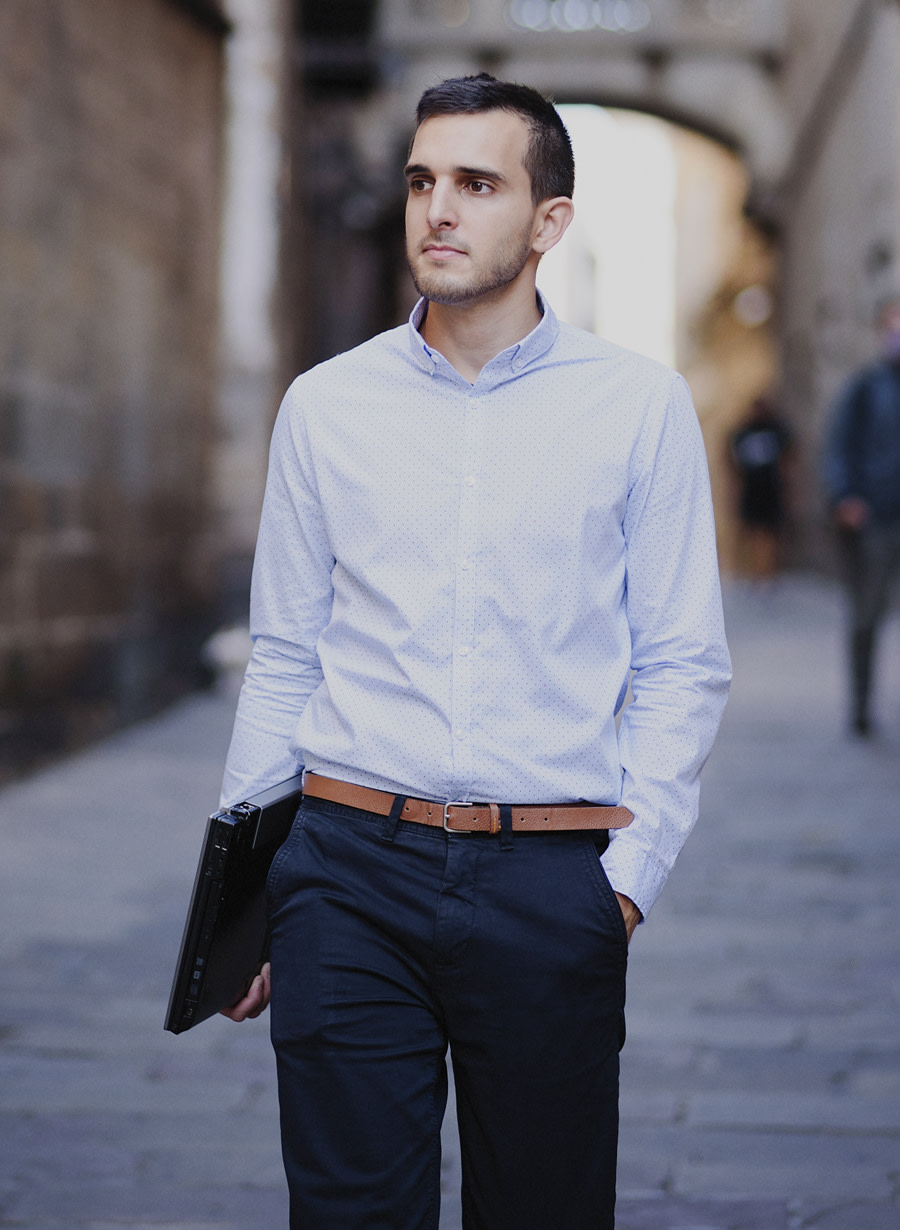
[
  {"xmin": 619, "ymin": 1123, "xmax": 900, "ymax": 1172},
  {"xmin": 672, "ymin": 1160, "xmax": 893, "ymax": 1202},
  {"xmin": 685, "ymin": 1092, "xmax": 900, "ymax": 1133},
  {"xmin": 625, "ymin": 1008, "xmax": 806, "ymax": 1050},
  {"xmin": 620, "ymin": 1091, "xmax": 684, "ymax": 1124},
  {"xmin": 3, "ymin": 1183, "xmax": 289, "ymax": 1226},
  {"xmin": 846, "ymin": 1066, "xmax": 900, "ymax": 1096},
  {"xmin": 614, "ymin": 1195, "xmax": 791, "ymax": 1229},
  {"xmin": 788, "ymin": 1203, "xmax": 900, "ymax": 1229}
]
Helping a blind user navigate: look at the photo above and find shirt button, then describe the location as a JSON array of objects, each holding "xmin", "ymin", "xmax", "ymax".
[
  {"xmin": 464, "ymin": 476, "xmax": 476, "ymax": 486},
  {"xmin": 455, "ymin": 729, "xmax": 467, "ymax": 740},
  {"xmin": 459, "ymin": 558, "xmax": 471, "ymax": 570},
  {"xmin": 457, "ymin": 645, "xmax": 471, "ymax": 656}
]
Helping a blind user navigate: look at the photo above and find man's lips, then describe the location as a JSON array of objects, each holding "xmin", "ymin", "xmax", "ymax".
[{"xmin": 420, "ymin": 242, "xmax": 467, "ymax": 261}]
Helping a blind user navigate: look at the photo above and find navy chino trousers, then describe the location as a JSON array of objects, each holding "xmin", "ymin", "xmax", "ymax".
[{"xmin": 266, "ymin": 795, "xmax": 629, "ymax": 1230}]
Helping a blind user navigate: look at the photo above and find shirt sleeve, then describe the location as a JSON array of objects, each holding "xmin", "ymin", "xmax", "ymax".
[
  {"xmin": 601, "ymin": 373, "xmax": 732, "ymax": 918},
  {"xmin": 219, "ymin": 383, "xmax": 335, "ymax": 807}
]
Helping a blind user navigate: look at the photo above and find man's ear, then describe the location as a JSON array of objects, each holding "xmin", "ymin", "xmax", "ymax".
[{"xmin": 532, "ymin": 196, "xmax": 575, "ymax": 255}]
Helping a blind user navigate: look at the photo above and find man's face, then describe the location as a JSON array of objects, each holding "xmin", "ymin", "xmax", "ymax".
[{"xmin": 405, "ymin": 110, "xmax": 541, "ymax": 306}]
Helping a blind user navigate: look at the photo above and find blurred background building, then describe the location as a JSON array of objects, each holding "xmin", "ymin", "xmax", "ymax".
[{"xmin": 2, "ymin": 0, "xmax": 899, "ymax": 776}]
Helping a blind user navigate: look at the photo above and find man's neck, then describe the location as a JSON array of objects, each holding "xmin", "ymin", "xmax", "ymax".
[{"xmin": 420, "ymin": 281, "xmax": 543, "ymax": 384}]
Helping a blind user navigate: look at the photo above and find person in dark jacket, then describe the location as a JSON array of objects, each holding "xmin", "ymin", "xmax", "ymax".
[{"xmin": 823, "ymin": 297, "xmax": 900, "ymax": 735}]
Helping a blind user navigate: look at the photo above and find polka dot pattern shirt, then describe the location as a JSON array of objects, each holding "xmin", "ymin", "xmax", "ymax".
[{"xmin": 221, "ymin": 295, "xmax": 731, "ymax": 918}]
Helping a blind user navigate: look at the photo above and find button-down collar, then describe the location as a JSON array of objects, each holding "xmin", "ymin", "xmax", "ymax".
[{"xmin": 407, "ymin": 292, "xmax": 561, "ymax": 389}]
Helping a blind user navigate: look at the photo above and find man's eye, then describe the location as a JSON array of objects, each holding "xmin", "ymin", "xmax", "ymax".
[
  {"xmin": 468, "ymin": 180, "xmax": 490, "ymax": 194},
  {"xmin": 409, "ymin": 179, "xmax": 430, "ymax": 193}
]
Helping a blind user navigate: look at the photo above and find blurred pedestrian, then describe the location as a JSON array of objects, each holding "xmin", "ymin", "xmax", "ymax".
[
  {"xmin": 729, "ymin": 394, "xmax": 793, "ymax": 584},
  {"xmin": 823, "ymin": 297, "xmax": 900, "ymax": 736}
]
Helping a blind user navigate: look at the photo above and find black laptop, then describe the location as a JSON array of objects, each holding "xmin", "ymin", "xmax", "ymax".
[{"xmin": 164, "ymin": 773, "xmax": 304, "ymax": 1034}]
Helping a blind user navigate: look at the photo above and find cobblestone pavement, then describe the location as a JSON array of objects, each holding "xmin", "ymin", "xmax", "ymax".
[{"xmin": 1, "ymin": 575, "xmax": 898, "ymax": 1229}]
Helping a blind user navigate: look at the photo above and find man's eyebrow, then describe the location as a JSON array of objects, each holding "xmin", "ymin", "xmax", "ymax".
[
  {"xmin": 455, "ymin": 164, "xmax": 507, "ymax": 183},
  {"xmin": 404, "ymin": 162, "xmax": 507, "ymax": 183}
]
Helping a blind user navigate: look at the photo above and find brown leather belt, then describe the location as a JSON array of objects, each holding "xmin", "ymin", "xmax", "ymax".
[{"xmin": 301, "ymin": 772, "xmax": 633, "ymax": 834}]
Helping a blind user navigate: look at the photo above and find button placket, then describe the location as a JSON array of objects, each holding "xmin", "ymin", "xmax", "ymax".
[{"xmin": 449, "ymin": 390, "xmax": 482, "ymax": 792}]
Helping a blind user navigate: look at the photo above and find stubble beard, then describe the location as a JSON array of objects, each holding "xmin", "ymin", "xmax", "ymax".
[{"xmin": 408, "ymin": 223, "xmax": 535, "ymax": 306}]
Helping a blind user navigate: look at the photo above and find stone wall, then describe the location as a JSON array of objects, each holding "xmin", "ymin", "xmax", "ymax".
[{"xmin": 0, "ymin": 0, "xmax": 226, "ymax": 776}]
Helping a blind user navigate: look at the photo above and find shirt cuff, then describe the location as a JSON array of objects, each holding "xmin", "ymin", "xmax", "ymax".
[{"xmin": 600, "ymin": 831, "xmax": 669, "ymax": 922}]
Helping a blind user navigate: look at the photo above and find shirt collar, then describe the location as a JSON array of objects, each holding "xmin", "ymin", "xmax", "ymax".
[{"xmin": 407, "ymin": 291, "xmax": 560, "ymax": 384}]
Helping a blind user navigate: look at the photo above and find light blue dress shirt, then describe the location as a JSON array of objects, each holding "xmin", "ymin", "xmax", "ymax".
[{"xmin": 222, "ymin": 295, "xmax": 731, "ymax": 918}]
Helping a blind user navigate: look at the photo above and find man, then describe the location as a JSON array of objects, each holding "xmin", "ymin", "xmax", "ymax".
[
  {"xmin": 824, "ymin": 297, "xmax": 900, "ymax": 736},
  {"xmin": 221, "ymin": 74, "xmax": 731, "ymax": 1230}
]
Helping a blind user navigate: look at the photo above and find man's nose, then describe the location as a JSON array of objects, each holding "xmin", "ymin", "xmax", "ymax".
[{"xmin": 426, "ymin": 180, "xmax": 457, "ymax": 231}]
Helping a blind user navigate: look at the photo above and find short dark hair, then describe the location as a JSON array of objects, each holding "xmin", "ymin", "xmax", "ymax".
[{"xmin": 414, "ymin": 73, "xmax": 575, "ymax": 204}]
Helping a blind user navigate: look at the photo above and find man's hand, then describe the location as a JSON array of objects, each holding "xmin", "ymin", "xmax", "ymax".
[
  {"xmin": 615, "ymin": 893, "xmax": 642, "ymax": 943},
  {"xmin": 220, "ymin": 961, "xmax": 271, "ymax": 1022},
  {"xmin": 834, "ymin": 497, "xmax": 870, "ymax": 532}
]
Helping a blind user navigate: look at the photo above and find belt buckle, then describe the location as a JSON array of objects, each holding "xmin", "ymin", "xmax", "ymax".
[{"xmin": 443, "ymin": 801, "xmax": 473, "ymax": 833}]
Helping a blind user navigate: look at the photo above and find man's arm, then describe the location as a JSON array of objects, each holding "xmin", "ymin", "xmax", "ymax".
[
  {"xmin": 220, "ymin": 387, "xmax": 335, "ymax": 807},
  {"xmin": 218, "ymin": 387, "xmax": 335, "ymax": 1023},
  {"xmin": 602, "ymin": 373, "xmax": 731, "ymax": 921}
]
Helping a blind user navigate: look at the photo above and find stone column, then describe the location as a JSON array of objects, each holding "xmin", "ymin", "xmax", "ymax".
[{"xmin": 214, "ymin": 0, "xmax": 291, "ymax": 619}]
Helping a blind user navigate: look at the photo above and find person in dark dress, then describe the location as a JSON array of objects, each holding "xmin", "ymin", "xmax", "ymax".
[{"xmin": 730, "ymin": 395, "xmax": 793, "ymax": 582}]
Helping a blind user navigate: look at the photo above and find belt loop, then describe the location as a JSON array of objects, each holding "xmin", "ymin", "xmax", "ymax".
[
  {"xmin": 379, "ymin": 793, "xmax": 407, "ymax": 844},
  {"xmin": 499, "ymin": 803, "xmax": 514, "ymax": 852}
]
